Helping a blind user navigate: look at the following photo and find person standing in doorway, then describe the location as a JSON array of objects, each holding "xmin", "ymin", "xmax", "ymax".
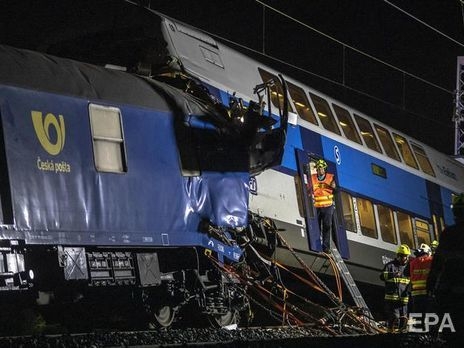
[
  {"xmin": 431, "ymin": 240, "xmax": 439, "ymax": 255},
  {"xmin": 311, "ymin": 159, "xmax": 336, "ymax": 253}
]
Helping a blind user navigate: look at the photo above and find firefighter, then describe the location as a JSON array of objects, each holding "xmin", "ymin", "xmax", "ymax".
[
  {"xmin": 405, "ymin": 243, "xmax": 433, "ymax": 322},
  {"xmin": 380, "ymin": 244, "xmax": 411, "ymax": 331},
  {"xmin": 431, "ymin": 240, "xmax": 439, "ymax": 255},
  {"xmin": 427, "ymin": 193, "xmax": 464, "ymax": 341},
  {"xmin": 311, "ymin": 159, "xmax": 336, "ymax": 253}
]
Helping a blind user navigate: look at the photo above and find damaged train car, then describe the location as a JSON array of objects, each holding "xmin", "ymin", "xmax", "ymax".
[
  {"xmin": 0, "ymin": 43, "xmax": 288, "ymax": 330},
  {"xmin": 2, "ymin": 0, "xmax": 464, "ymax": 332}
]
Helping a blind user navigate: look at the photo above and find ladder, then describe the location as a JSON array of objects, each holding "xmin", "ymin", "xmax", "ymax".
[{"xmin": 327, "ymin": 246, "xmax": 375, "ymax": 321}]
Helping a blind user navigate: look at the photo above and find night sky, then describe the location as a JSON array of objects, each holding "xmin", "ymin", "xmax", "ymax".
[
  {"xmin": 151, "ymin": 0, "xmax": 464, "ymax": 155},
  {"xmin": 1, "ymin": 0, "xmax": 463, "ymax": 154}
]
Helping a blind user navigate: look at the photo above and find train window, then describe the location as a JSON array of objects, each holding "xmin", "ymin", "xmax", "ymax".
[
  {"xmin": 287, "ymin": 82, "xmax": 318, "ymax": 124},
  {"xmin": 258, "ymin": 68, "xmax": 294, "ymax": 113},
  {"xmin": 356, "ymin": 197, "xmax": 377, "ymax": 238},
  {"xmin": 89, "ymin": 104, "xmax": 127, "ymax": 173},
  {"xmin": 392, "ymin": 133, "xmax": 419, "ymax": 169},
  {"xmin": 397, "ymin": 212, "xmax": 415, "ymax": 248},
  {"xmin": 373, "ymin": 124, "xmax": 401, "ymax": 161},
  {"xmin": 410, "ymin": 143, "xmax": 435, "ymax": 177},
  {"xmin": 0, "ymin": 114, "xmax": 13, "ymax": 224},
  {"xmin": 332, "ymin": 104, "xmax": 362, "ymax": 144},
  {"xmin": 353, "ymin": 115, "xmax": 382, "ymax": 153},
  {"xmin": 340, "ymin": 191, "xmax": 356, "ymax": 232},
  {"xmin": 377, "ymin": 205, "xmax": 397, "ymax": 244},
  {"xmin": 415, "ymin": 219, "xmax": 431, "ymax": 246},
  {"xmin": 309, "ymin": 93, "xmax": 341, "ymax": 135}
]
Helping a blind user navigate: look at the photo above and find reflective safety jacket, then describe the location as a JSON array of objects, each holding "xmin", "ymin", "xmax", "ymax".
[
  {"xmin": 380, "ymin": 259, "xmax": 410, "ymax": 304},
  {"xmin": 407, "ymin": 255, "xmax": 432, "ymax": 297},
  {"xmin": 311, "ymin": 173, "xmax": 334, "ymax": 208}
]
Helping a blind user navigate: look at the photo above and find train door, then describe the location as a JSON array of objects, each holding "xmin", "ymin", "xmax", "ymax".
[{"xmin": 295, "ymin": 148, "xmax": 349, "ymax": 258}]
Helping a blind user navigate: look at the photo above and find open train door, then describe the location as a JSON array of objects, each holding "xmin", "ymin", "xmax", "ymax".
[{"xmin": 295, "ymin": 149, "xmax": 349, "ymax": 259}]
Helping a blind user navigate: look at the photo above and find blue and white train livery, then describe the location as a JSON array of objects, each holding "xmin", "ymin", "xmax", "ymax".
[
  {"xmin": 1, "ymin": 4, "xmax": 463, "ymax": 331},
  {"xmin": 158, "ymin": 14, "xmax": 464, "ymax": 288}
]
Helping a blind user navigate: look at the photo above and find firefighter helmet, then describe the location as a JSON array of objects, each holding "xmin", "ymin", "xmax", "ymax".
[
  {"xmin": 315, "ymin": 159, "xmax": 328, "ymax": 169},
  {"xmin": 417, "ymin": 243, "xmax": 431, "ymax": 256},
  {"xmin": 396, "ymin": 244, "xmax": 411, "ymax": 256},
  {"xmin": 431, "ymin": 240, "xmax": 439, "ymax": 249}
]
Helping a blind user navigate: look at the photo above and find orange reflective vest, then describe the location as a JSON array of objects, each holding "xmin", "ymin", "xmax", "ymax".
[
  {"xmin": 311, "ymin": 173, "xmax": 334, "ymax": 208},
  {"xmin": 409, "ymin": 255, "xmax": 433, "ymax": 296}
]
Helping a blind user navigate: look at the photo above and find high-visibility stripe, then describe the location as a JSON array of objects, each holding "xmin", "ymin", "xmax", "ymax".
[
  {"xmin": 411, "ymin": 280, "xmax": 426, "ymax": 288},
  {"xmin": 385, "ymin": 277, "xmax": 410, "ymax": 284},
  {"xmin": 314, "ymin": 195, "xmax": 334, "ymax": 208},
  {"xmin": 384, "ymin": 294, "xmax": 409, "ymax": 303}
]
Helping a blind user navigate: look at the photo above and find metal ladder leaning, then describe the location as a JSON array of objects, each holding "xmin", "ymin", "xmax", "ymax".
[{"xmin": 327, "ymin": 246, "xmax": 375, "ymax": 321}]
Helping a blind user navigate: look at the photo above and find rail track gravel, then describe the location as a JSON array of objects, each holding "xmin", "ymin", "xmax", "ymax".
[{"xmin": 0, "ymin": 327, "xmax": 448, "ymax": 348}]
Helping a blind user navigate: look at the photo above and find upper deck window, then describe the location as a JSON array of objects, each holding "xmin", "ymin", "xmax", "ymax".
[
  {"xmin": 332, "ymin": 104, "xmax": 362, "ymax": 144},
  {"xmin": 309, "ymin": 93, "xmax": 341, "ymax": 135},
  {"xmin": 374, "ymin": 124, "xmax": 401, "ymax": 161},
  {"xmin": 258, "ymin": 68, "xmax": 294, "ymax": 113},
  {"xmin": 411, "ymin": 143, "xmax": 435, "ymax": 177},
  {"xmin": 89, "ymin": 104, "xmax": 127, "ymax": 173},
  {"xmin": 392, "ymin": 133, "xmax": 419, "ymax": 169},
  {"xmin": 287, "ymin": 82, "xmax": 318, "ymax": 125},
  {"xmin": 353, "ymin": 114, "xmax": 382, "ymax": 153}
]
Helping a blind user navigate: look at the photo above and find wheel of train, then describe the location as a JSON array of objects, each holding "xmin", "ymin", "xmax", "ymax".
[
  {"xmin": 209, "ymin": 309, "xmax": 238, "ymax": 327},
  {"xmin": 154, "ymin": 305, "xmax": 176, "ymax": 328}
]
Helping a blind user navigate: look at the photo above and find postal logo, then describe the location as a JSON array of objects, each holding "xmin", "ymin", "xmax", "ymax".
[{"xmin": 31, "ymin": 111, "xmax": 66, "ymax": 155}]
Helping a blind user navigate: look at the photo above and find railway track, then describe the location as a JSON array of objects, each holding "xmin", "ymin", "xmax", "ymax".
[{"xmin": 0, "ymin": 327, "xmax": 445, "ymax": 348}]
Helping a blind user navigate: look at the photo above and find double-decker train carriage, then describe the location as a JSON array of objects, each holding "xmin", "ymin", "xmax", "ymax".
[
  {"xmin": 0, "ymin": 43, "xmax": 288, "ymax": 330},
  {"xmin": 154, "ymin": 12, "xmax": 464, "ymax": 291},
  {"xmin": 2, "ymin": 1, "xmax": 464, "ymax": 331}
]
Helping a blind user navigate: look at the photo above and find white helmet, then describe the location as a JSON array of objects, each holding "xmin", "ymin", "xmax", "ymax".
[{"xmin": 417, "ymin": 243, "xmax": 431, "ymax": 256}]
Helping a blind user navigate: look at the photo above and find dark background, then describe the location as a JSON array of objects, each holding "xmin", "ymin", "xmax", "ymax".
[{"xmin": 1, "ymin": 0, "xmax": 463, "ymax": 155}]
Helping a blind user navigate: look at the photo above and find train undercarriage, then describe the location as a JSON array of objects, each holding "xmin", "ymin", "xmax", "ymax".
[
  {"xmin": 0, "ymin": 214, "xmax": 384, "ymax": 336},
  {"xmin": 0, "ymin": 241, "xmax": 251, "ymax": 334}
]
